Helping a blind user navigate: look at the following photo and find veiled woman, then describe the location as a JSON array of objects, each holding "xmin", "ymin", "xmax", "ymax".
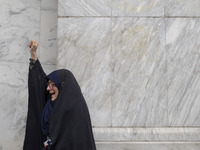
[{"xmin": 23, "ymin": 40, "xmax": 96, "ymax": 150}]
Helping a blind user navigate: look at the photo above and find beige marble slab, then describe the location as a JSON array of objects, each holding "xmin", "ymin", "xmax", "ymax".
[
  {"xmin": 112, "ymin": 0, "xmax": 164, "ymax": 16},
  {"xmin": 111, "ymin": 18, "xmax": 167, "ymax": 126},
  {"xmin": 165, "ymin": 0, "xmax": 200, "ymax": 16},
  {"xmin": 40, "ymin": 0, "xmax": 58, "ymax": 65},
  {"xmin": 58, "ymin": 0, "xmax": 111, "ymax": 16},
  {"xmin": 0, "ymin": 0, "xmax": 40, "ymax": 63},
  {"xmin": 57, "ymin": 18, "xmax": 112, "ymax": 126},
  {"xmin": 166, "ymin": 18, "xmax": 200, "ymax": 126}
]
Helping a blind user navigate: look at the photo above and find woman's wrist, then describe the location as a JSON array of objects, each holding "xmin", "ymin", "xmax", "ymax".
[{"xmin": 30, "ymin": 52, "xmax": 37, "ymax": 60}]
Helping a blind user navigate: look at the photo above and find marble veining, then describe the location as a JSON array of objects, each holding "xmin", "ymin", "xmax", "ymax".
[
  {"xmin": 111, "ymin": 18, "xmax": 167, "ymax": 126},
  {"xmin": 40, "ymin": 0, "xmax": 58, "ymax": 65},
  {"xmin": 166, "ymin": 18, "xmax": 200, "ymax": 126},
  {"xmin": 112, "ymin": 0, "xmax": 164, "ymax": 16},
  {"xmin": 57, "ymin": 18, "xmax": 112, "ymax": 126},
  {"xmin": 166, "ymin": 18, "xmax": 200, "ymax": 74},
  {"xmin": 0, "ymin": 0, "xmax": 40, "ymax": 63},
  {"xmin": 165, "ymin": 0, "xmax": 200, "ymax": 16},
  {"xmin": 58, "ymin": 0, "xmax": 111, "ymax": 16},
  {"xmin": 0, "ymin": 62, "xmax": 28, "ymax": 150}
]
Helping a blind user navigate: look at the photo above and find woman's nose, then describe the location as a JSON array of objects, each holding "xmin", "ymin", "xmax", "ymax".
[{"xmin": 46, "ymin": 85, "xmax": 51, "ymax": 91}]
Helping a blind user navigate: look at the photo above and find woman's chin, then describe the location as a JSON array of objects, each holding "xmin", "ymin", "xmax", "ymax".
[{"xmin": 51, "ymin": 95, "xmax": 56, "ymax": 101}]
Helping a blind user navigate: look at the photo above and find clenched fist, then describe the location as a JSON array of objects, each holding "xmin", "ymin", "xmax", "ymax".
[{"xmin": 29, "ymin": 40, "xmax": 38, "ymax": 60}]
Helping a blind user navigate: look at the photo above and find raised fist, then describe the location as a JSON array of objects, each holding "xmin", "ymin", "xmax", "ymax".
[
  {"xmin": 29, "ymin": 40, "xmax": 38, "ymax": 60},
  {"xmin": 29, "ymin": 40, "xmax": 38, "ymax": 53}
]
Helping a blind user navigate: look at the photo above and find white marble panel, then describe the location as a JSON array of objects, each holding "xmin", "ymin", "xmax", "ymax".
[
  {"xmin": 42, "ymin": 63, "xmax": 57, "ymax": 75},
  {"xmin": 112, "ymin": 0, "xmax": 164, "ymax": 16},
  {"xmin": 165, "ymin": 0, "xmax": 200, "ymax": 16},
  {"xmin": 57, "ymin": 18, "xmax": 112, "ymax": 126},
  {"xmin": 96, "ymin": 142, "xmax": 200, "ymax": 150},
  {"xmin": 166, "ymin": 18, "xmax": 200, "ymax": 126},
  {"xmin": 0, "ymin": 0, "xmax": 40, "ymax": 63},
  {"xmin": 111, "ymin": 18, "xmax": 167, "ymax": 126},
  {"xmin": 40, "ymin": 0, "xmax": 58, "ymax": 65},
  {"xmin": 167, "ymin": 66, "xmax": 200, "ymax": 126},
  {"xmin": 0, "ymin": 62, "xmax": 28, "ymax": 150},
  {"xmin": 58, "ymin": 0, "xmax": 111, "ymax": 16},
  {"xmin": 0, "ymin": 61, "xmax": 55, "ymax": 150},
  {"xmin": 93, "ymin": 128, "xmax": 200, "ymax": 142},
  {"xmin": 41, "ymin": 0, "xmax": 58, "ymax": 10},
  {"xmin": 166, "ymin": 18, "xmax": 200, "ymax": 74}
]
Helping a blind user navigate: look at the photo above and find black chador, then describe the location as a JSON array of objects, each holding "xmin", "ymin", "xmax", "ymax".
[{"xmin": 23, "ymin": 60, "xmax": 96, "ymax": 150}]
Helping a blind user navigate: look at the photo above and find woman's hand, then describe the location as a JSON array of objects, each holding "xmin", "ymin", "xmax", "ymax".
[{"xmin": 29, "ymin": 40, "xmax": 38, "ymax": 60}]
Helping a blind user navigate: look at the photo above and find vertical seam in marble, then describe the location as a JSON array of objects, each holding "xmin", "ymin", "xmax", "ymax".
[
  {"xmin": 164, "ymin": 0, "xmax": 166, "ymax": 17},
  {"xmin": 164, "ymin": 17, "xmax": 169, "ymax": 127},
  {"xmin": 111, "ymin": 0, "xmax": 113, "ymax": 128}
]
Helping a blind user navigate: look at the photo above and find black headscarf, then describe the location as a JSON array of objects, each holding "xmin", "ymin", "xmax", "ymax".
[
  {"xmin": 41, "ymin": 71, "xmax": 60, "ymax": 136},
  {"xmin": 47, "ymin": 69, "xmax": 96, "ymax": 150}
]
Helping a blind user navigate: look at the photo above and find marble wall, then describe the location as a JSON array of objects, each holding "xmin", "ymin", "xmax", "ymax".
[
  {"xmin": 0, "ymin": 0, "xmax": 200, "ymax": 150},
  {"xmin": 57, "ymin": 0, "xmax": 200, "ymax": 149}
]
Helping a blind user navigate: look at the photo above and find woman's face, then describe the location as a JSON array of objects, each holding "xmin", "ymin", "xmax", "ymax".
[{"xmin": 46, "ymin": 80, "xmax": 59, "ymax": 101}]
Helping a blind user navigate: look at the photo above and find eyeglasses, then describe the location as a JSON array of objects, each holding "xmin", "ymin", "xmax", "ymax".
[{"xmin": 47, "ymin": 81, "xmax": 55, "ymax": 89}]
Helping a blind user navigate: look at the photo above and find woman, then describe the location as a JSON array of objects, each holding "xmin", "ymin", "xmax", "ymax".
[{"xmin": 23, "ymin": 40, "xmax": 96, "ymax": 150}]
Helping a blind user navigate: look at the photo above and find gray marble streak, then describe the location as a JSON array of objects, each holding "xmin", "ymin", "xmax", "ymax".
[
  {"xmin": 167, "ymin": 66, "xmax": 200, "ymax": 126},
  {"xmin": 57, "ymin": 18, "xmax": 112, "ymax": 126},
  {"xmin": 166, "ymin": 18, "xmax": 200, "ymax": 126},
  {"xmin": 166, "ymin": 18, "xmax": 200, "ymax": 74},
  {"xmin": 96, "ymin": 142, "xmax": 200, "ymax": 150},
  {"xmin": 0, "ymin": 0, "xmax": 40, "ymax": 63},
  {"xmin": 93, "ymin": 128, "xmax": 200, "ymax": 141},
  {"xmin": 58, "ymin": 0, "xmax": 111, "ymax": 16},
  {"xmin": 111, "ymin": 18, "xmax": 167, "ymax": 126},
  {"xmin": 165, "ymin": 0, "xmax": 200, "ymax": 16},
  {"xmin": 0, "ymin": 62, "xmax": 28, "ymax": 150},
  {"xmin": 40, "ymin": 0, "xmax": 58, "ymax": 65},
  {"xmin": 112, "ymin": 0, "xmax": 164, "ymax": 16}
]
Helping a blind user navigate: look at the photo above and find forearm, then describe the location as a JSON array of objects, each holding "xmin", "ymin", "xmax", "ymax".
[{"xmin": 30, "ymin": 51, "xmax": 37, "ymax": 61}]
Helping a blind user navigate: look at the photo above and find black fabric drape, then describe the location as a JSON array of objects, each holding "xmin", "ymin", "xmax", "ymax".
[
  {"xmin": 48, "ymin": 70, "xmax": 96, "ymax": 150},
  {"xmin": 23, "ymin": 60, "xmax": 47, "ymax": 150},
  {"xmin": 23, "ymin": 60, "xmax": 96, "ymax": 150}
]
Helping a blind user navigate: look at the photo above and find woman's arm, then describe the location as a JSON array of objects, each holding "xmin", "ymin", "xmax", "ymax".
[{"xmin": 23, "ymin": 40, "xmax": 47, "ymax": 150}]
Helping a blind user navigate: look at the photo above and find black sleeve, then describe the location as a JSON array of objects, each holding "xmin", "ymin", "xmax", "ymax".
[{"xmin": 23, "ymin": 59, "xmax": 47, "ymax": 150}]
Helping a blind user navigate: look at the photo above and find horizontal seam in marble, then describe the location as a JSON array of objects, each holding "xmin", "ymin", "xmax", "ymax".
[
  {"xmin": 95, "ymin": 141, "xmax": 200, "ymax": 144},
  {"xmin": 93, "ymin": 126, "xmax": 200, "ymax": 128},
  {"xmin": 57, "ymin": 16, "xmax": 200, "ymax": 18},
  {"xmin": 58, "ymin": 16, "xmax": 163, "ymax": 18}
]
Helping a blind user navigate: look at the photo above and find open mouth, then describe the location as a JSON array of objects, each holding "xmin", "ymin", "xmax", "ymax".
[{"xmin": 50, "ymin": 92, "xmax": 55, "ymax": 97}]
